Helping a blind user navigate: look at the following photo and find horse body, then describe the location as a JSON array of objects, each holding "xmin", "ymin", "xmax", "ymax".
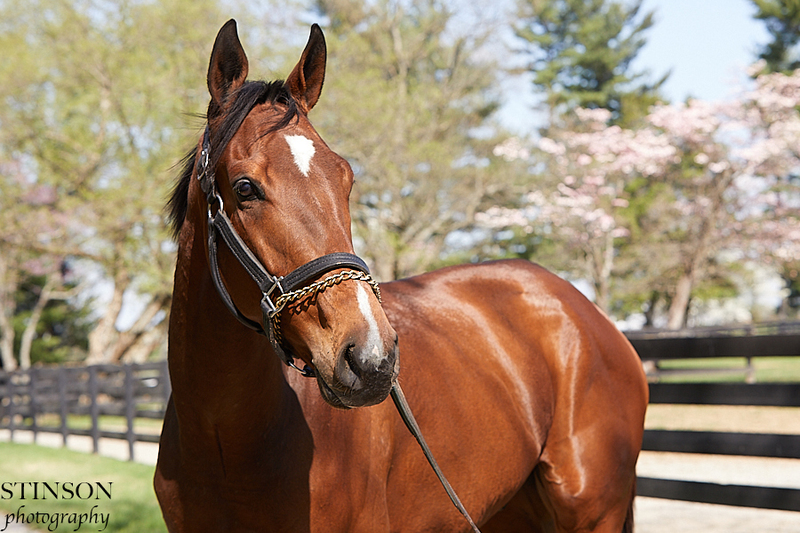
[
  {"xmin": 381, "ymin": 261, "xmax": 646, "ymax": 532},
  {"xmin": 158, "ymin": 255, "xmax": 646, "ymax": 532},
  {"xmin": 155, "ymin": 20, "xmax": 648, "ymax": 533}
]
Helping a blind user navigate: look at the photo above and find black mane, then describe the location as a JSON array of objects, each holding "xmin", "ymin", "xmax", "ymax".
[{"xmin": 166, "ymin": 80, "xmax": 298, "ymax": 238}]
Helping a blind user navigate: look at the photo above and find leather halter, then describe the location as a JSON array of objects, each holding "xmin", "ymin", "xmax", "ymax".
[{"xmin": 196, "ymin": 125, "xmax": 378, "ymax": 376}]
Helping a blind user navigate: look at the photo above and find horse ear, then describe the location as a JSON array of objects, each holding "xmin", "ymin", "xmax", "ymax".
[
  {"xmin": 285, "ymin": 24, "xmax": 326, "ymax": 113},
  {"xmin": 207, "ymin": 19, "xmax": 249, "ymax": 111}
]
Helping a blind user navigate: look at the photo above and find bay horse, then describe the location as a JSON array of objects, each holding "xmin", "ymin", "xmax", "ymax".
[{"xmin": 155, "ymin": 19, "xmax": 648, "ymax": 533}]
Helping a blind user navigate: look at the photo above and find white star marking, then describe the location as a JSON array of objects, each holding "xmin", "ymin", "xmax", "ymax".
[{"xmin": 284, "ymin": 134, "xmax": 315, "ymax": 177}]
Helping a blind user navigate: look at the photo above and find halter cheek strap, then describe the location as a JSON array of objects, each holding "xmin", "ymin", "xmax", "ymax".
[{"xmin": 197, "ymin": 126, "xmax": 378, "ymax": 376}]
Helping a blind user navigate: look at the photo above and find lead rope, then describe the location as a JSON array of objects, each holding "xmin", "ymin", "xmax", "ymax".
[{"xmin": 390, "ymin": 383, "xmax": 483, "ymax": 533}]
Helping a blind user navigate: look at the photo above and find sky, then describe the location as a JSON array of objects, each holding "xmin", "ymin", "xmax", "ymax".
[
  {"xmin": 500, "ymin": 0, "xmax": 772, "ymax": 133},
  {"xmin": 634, "ymin": 0, "xmax": 770, "ymax": 102}
]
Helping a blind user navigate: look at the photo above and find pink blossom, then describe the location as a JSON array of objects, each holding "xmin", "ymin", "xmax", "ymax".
[
  {"xmin": 493, "ymin": 137, "xmax": 531, "ymax": 161},
  {"xmin": 537, "ymin": 137, "xmax": 565, "ymax": 155},
  {"xmin": 477, "ymin": 69, "xmax": 800, "ymax": 300}
]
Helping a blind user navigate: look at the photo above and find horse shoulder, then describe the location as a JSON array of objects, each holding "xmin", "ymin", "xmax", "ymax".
[{"xmin": 154, "ymin": 398, "xmax": 187, "ymax": 532}]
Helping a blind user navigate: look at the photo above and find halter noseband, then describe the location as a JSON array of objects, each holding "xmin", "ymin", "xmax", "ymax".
[{"xmin": 196, "ymin": 125, "xmax": 380, "ymax": 377}]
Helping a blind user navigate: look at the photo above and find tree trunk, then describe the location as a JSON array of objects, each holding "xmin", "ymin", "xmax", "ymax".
[
  {"xmin": 86, "ymin": 270, "xmax": 128, "ymax": 364},
  {"xmin": 667, "ymin": 273, "xmax": 693, "ymax": 330},
  {"xmin": 0, "ymin": 254, "xmax": 18, "ymax": 371},
  {"xmin": 18, "ymin": 275, "xmax": 57, "ymax": 370},
  {"xmin": 0, "ymin": 310, "xmax": 15, "ymax": 372},
  {"xmin": 122, "ymin": 320, "xmax": 167, "ymax": 363},
  {"xmin": 589, "ymin": 231, "xmax": 614, "ymax": 313},
  {"xmin": 359, "ymin": 220, "xmax": 399, "ymax": 282},
  {"xmin": 110, "ymin": 293, "xmax": 169, "ymax": 363},
  {"xmin": 643, "ymin": 291, "xmax": 660, "ymax": 327}
]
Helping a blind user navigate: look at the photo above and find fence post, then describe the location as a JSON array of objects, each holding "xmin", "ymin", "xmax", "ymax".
[
  {"xmin": 89, "ymin": 366, "xmax": 99, "ymax": 454},
  {"xmin": 161, "ymin": 359, "xmax": 171, "ymax": 402},
  {"xmin": 124, "ymin": 364, "xmax": 136, "ymax": 462},
  {"xmin": 29, "ymin": 368, "xmax": 38, "ymax": 444},
  {"xmin": 7, "ymin": 372, "xmax": 15, "ymax": 440},
  {"xmin": 58, "ymin": 367, "xmax": 68, "ymax": 447},
  {"xmin": 745, "ymin": 357, "xmax": 756, "ymax": 384}
]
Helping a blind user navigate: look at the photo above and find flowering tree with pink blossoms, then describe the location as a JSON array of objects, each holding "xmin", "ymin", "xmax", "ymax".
[
  {"xmin": 735, "ymin": 66, "xmax": 800, "ymax": 315},
  {"xmin": 479, "ymin": 67, "xmax": 800, "ymax": 325},
  {"xmin": 482, "ymin": 108, "xmax": 677, "ymax": 312},
  {"xmin": 644, "ymin": 98, "xmax": 752, "ymax": 328}
]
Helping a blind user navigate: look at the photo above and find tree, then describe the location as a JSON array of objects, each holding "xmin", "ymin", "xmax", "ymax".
[
  {"xmin": 478, "ymin": 68, "xmax": 800, "ymax": 327},
  {"xmin": 734, "ymin": 67, "xmax": 800, "ymax": 317},
  {"xmin": 749, "ymin": 2, "xmax": 800, "ymax": 315},
  {"xmin": 0, "ymin": 0, "xmax": 226, "ymax": 364},
  {"xmin": 12, "ymin": 270, "xmax": 91, "ymax": 367},
  {"xmin": 751, "ymin": 0, "xmax": 800, "ymax": 73},
  {"xmin": 514, "ymin": 0, "xmax": 667, "ymax": 126},
  {"xmin": 478, "ymin": 108, "xmax": 677, "ymax": 313},
  {"xmin": 0, "ymin": 154, "xmax": 92, "ymax": 369},
  {"xmin": 313, "ymin": 0, "xmax": 516, "ymax": 280}
]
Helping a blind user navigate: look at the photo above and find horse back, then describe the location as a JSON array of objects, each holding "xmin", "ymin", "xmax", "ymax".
[{"xmin": 382, "ymin": 259, "xmax": 645, "ymax": 401}]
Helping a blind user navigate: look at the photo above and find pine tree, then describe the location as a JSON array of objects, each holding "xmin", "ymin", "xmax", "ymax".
[
  {"xmin": 515, "ymin": 0, "xmax": 666, "ymax": 126},
  {"xmin": 751, "ymin": 0, "xmax": 800, "ymax": 73}
]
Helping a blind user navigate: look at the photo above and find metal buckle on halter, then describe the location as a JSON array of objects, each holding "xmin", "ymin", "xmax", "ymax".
[
  {"xmin": 197, "ymin": 147, "xmax": 210, "ymax": 182},
  {"xmin": 207, "ymin": 192, "xmax": 224, "ymax": 219},
  {"xmin": 260, "ymin": 277, "xmax": 285, "ymax": 319},
  {"xmin": 260, "ymin": 292, "xmax": 279, "ymax": 317},
  {"xmin": 197, "ymin": 127, "xmax": 211, "ymax": 183},
  {"xmin": 286, "ymin": 359, "xmax": 316, "ymax": 378}
]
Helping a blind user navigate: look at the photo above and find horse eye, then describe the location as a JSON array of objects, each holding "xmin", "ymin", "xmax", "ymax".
[{"xmin": 233, "ymin": 179, "xmax": 255, "ymax": 200}]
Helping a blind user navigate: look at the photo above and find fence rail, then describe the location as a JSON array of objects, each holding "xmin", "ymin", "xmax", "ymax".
[
  {"xmin": 647, "ymin": 382, "xmax": 800, "ymax": 406},
  {"xmin": 628, "ymin": 324, "xmax": 800, "ymax": 512},
  {"xmin": 1, "ymin": 325, "xmax": 799, "ymax": 509},
  {"xmin": 0, "ymin": 361, "xmax": 170, "ymax": 462}
]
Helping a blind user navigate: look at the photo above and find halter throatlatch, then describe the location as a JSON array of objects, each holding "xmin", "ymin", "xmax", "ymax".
[{"xmin": 196, "ymin": 126, "xmax": 380, "ymax": 376}]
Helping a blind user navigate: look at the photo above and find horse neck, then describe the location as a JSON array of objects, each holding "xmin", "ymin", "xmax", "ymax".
[{"xmin": 168, "ymin": 211, "xmax": 288, "ymax": 440}]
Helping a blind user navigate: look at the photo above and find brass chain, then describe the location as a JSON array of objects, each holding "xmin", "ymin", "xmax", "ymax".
[{"xmin": 272, "ymin": 270, "xmax": 382, "ymax": 345}]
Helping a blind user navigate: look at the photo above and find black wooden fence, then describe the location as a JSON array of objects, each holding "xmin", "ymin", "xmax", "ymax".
[
  {"xmin": 627, "ymin": 322, "xmax": 800, "ymax": 512},
  {"xmin": 1, "ymin": 323, "xmax": 799, "ymax": 511},
  {"xmin": 0, "ymin": 361, "xmax": 170, "ymax": 462}
]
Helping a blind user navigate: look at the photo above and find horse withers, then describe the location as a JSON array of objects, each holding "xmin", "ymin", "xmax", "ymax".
[{"xmin": 154, "ymin": 19, "xmax": 648, "ymax": 533}]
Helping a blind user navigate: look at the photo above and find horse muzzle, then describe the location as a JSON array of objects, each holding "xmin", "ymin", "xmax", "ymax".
[{"xmin": 315, "ymin": 334, "xmax": 399, "ymax": 409}]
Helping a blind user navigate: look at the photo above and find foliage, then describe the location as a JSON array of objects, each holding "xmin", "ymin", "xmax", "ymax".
[
  {"xmin": 313, "ymin": 0, "xmax": 517, "ymax": 280},
  {"xmin": 478, "ymin": 69, "xmax": 800, "ymax": 326},
  {"xmin": 482, "ymin": 107, "xmax": 676, "ymax": 311},
  {"xmin": 514, "ymin": 0, "xmax": 667, "ymax": 126},
  {"xmin": 0, "ymin": 0, "xmax": 797, "ymax": 360},
  {"xmin": 751, "ymin": 0, "xmax": 800, "ymax": 73},
  {"xmin": 12, "ymin": 273, "xmax": 92, "ymax": 365},
  {"xmin": 0, "ymin": 0, "xmax": 227, "ymax": 366}
]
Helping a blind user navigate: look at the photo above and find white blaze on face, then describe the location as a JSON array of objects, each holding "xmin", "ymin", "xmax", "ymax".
[
  {"xmin": 356, "ymin": 283, "xmax": 384, "ymax": 367},
  {"xmin": 284, "ymin": 134, "xmax": 316, "ymax": 177}
]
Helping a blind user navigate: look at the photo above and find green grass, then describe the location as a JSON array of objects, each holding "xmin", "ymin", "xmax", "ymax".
[
  {"xmin": 653, "ymin": 356, "xmax": 800, "ymax": 383},
  {"xmin": 12, "ymin": 415, "xmax": 163, "ymax": 435},
  {"xmin": 0, "ymin": 442, "xmax": 166, "ymax": 532}
]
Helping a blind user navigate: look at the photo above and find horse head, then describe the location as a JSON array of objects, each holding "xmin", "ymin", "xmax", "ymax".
[{"xmin": 188, "ymin": 20, "xmax": 398, "ymax": 408}]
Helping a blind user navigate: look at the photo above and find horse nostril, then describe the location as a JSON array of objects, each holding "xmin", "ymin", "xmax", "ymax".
[{"xmin": 342, "ymin": 343, "xmax": 362, "ymax": 378}]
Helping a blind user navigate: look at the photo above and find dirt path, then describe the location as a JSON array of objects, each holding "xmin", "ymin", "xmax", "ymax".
[{"xmin": 636, "ymin": 451, "xmax": 800, "ymax": 532}]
